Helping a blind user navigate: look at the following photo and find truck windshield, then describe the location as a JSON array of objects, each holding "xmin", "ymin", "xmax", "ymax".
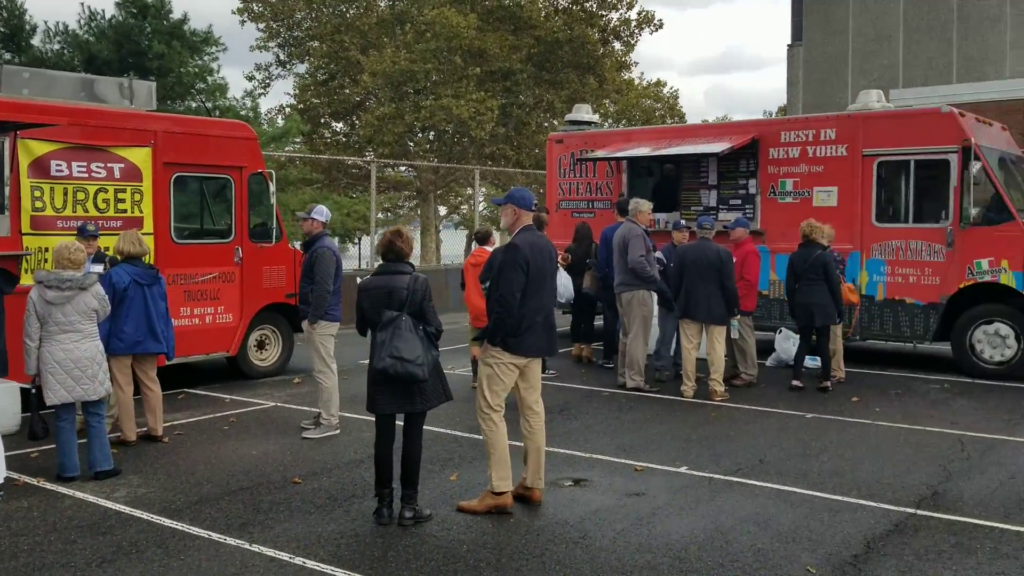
[{"xmin": 979, "ymin": 145, "xmax": 1024, "ymax": 214}]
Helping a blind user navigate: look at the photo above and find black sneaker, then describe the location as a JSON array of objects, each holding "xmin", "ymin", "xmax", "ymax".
[
  {"xmin": 541, "ymin": 369, "xmax": 558, "ymax": 377},
  {"xmin": 600, "ymin": 359, "xmax": 615, "ymax": 369},
  {"xmin": 94, "ymin": 467, "xmax": 122, "ymax": 481}
]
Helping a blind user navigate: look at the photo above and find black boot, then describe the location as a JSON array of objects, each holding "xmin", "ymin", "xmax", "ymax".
[
  {"xmin": 373, "ymin": 488, "xmax": 395, "ymax": 526},
  {"xmin": 471, "ymin": 357, "xmax": 478, "ymax": 387},
  {"xmin": 398, "ymin": 491, "xmax": 433, "ymax": 527}
]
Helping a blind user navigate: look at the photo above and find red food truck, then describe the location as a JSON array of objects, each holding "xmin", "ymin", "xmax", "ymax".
[
  {"xmin": 547, "ymin": 92, "xmax": 1024, "ymax": 379},
  {"xmin": 0, "ymin": 66, "xmax": 300, "ymax": 384}
]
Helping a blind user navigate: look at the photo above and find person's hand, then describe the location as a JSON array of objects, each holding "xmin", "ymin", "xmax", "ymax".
[{"xmin": 480, "ymin": 343, "xmax": 491, "ymax": 357}]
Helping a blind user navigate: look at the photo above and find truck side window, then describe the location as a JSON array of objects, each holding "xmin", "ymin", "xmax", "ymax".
[
  {"xmin": 0, "ymin": 136, "xmax": 9, "ymax": 235},
  {"xmin": 961, "ymin": 159, "xmax": 1014, "ymax": 227},
  {"xmin": 247, "ymin": 172, "xmax": 281, "ymax": 243},
  {"xmin": 874, "ymin": 157, "xmax": 951, "ymax": 226},
  {"xmin": 170, "ymin": 174, "xmax": 235, "ymax": 243}
]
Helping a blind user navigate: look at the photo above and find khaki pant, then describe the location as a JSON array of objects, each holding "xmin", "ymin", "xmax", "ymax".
[
  {"xmin": 725, "ymin": 316, "xmax": 758, "ymax": 381},
  {"xmin": 303, "ymin": 320, "xmax": 340, "ymax": 427},
  {"xmin": 75, "ymin": 387, "xmax": 118, "ymax": 433},
  {"xmin": 477, "ymin": 347, "xmax": 545, "ymax": 493},
  {"xmin": 680, "ymin": 320, "xmax": 727, "ymax": 396},
  {"xmin": 109, "ymin": 354, "xmax": 162, "ymax": 441},
  {"xmin": 830, "ymin": 324, "xmax": 845, "ymax": 379},
  {"xmin": 616, "ymin": 291, "xmax": 654, "ymax": 389}
]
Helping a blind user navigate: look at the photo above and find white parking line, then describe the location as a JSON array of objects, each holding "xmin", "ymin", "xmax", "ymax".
[
  {"xmin": 4, "ymin": 472, "xmax": 362, "ymax": 575},
  {"xmin": 4, "ymin": 404, "xmax": 273, "ymax": 457},
  {"xmin": 181, "ymin": 387, "xmax": 1024, "ymax": 534},
  {"xmin": 21, "ymin": 387, "xmax": 193, "ymax": 418},
  {"xmin": 439, "ymin": 370, "xmax": 1024, "ymax": 445}
]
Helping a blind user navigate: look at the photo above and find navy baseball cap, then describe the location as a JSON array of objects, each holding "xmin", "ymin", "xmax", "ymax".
[
  {"xmin": 724, "ymin": 217, "xmax": 751, "ymax": 230},
  {"xmin": 671, "ymin": 219, "xmax": 689, "ymax": 231},
  {"xmin": 76, "ymin": 222, "xmax": 100, "ymax": 238},
  {"xmin": 696, "ymin": 216, "xmax": 716, "ymax": 230},
  {"xmin": 491, "ymin": 187, "xmax": 536, "ymax": 212}
]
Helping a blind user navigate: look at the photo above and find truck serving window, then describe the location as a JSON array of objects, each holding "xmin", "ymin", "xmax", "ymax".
[
  {"xmin": 247, "ymin": 172, "xmax": 281, "ymax": 244},
  {"xmin": 170, "ymin": 174, "xmax": 235, "ymax": 243},
  {"xmin": 874, "ymin": 157, "xmax": 952, "ymax": 227}
]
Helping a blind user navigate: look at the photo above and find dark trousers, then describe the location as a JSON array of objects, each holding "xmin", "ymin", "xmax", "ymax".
[
  {"xmin": 599, "ymin": 285, "xmax": 620, "ymax": 361},
  {"xmin": 793, "ymin": 325, "xmax": 831, "ymax": 381},
  {"xmin": 570, "ymin": 291, "xmax": 598, "ymax": 344},
  {"xmin": 374, "ymin": 412, "xmax": 427, "ymax": 502}
]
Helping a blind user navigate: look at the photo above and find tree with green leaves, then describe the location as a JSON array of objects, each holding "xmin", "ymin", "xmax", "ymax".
[
  {"xmin": 236, "ymin": 0, "xmax": 686, "ymax": 264},
  {"xmin": 763, "ymin": 104, "xmax": 788, "ymax": 118},
  {"xmin": 2, "ymin": 0, "xmax": 235, "ymax": 116},
  {"xmin": 702, "ymin": 114, "xmax": 735, "ymax": 123}
]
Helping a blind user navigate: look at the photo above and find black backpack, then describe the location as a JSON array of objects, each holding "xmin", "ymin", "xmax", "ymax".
[{"xmin": 370, "ymin": 274, "xmax": 436, "ymax": 383}]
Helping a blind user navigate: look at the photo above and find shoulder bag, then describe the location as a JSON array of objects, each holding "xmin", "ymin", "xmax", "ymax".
[
  {"xmin": 369, "ymin": 274, "xmax": 437, "ymax": 383},
  {"xmin": 582, "ymin": 244, "xmax": 599, "ymax": 296}
]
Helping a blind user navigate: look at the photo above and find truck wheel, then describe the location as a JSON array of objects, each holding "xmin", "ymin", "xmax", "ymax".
[
  {"xmin": 230, "ymin": 311, "xmax": 295, "ymax": 379},
  {"xmin": 950, "ymin": 303, "xmax": 1024, "ymax": 379}
]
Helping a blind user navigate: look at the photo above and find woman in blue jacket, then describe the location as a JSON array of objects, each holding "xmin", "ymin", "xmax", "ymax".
[{"xmin": 100, "ymin": 230, "xmax": 176, "ymax": 446}]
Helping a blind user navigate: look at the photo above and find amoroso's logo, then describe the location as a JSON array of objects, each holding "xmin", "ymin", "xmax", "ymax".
[
  {"xmin": 767, "ymin": 179, "xmax": 812, "ymax": 203},
  {"xmin": 965, "ymin": 258, "xmax": 1010, "ymax": 282}
]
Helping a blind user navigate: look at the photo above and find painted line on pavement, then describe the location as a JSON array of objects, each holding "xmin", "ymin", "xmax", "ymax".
[
  {"xmin": 21, "ymin": 387, "xmax": 194, "ymax": 418},
  {"xmin": 3, "ymin": 472, "xmax": 362, "ymax": 575},
  {"xmin": 4, "ymin": 403, "xmax": 273, "ymax": 457},
  {"xmin": 182, "ymin": 388, "xmax": 1024, "ymax": 535}
]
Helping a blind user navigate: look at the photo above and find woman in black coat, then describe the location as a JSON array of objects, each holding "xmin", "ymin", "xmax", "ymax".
[
  {"xmin": 356, "ymin": 226, "xmax": 453, "ymax": 527},
  {"xmin": 562, "ymin": 221, "xmax": 599, "ymax": 363},
  {"xmin": 785, "ymin": 219, "xmax": 843, "ymax": 392}
]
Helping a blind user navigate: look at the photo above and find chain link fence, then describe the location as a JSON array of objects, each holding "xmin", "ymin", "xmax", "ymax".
[{"xmin": 263, "ymin": 152, "xmax": 545, "ymax": 270}]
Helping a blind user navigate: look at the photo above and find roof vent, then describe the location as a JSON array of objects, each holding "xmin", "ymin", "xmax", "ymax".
[
  {"xmin": 847, "ymin": 89, "xmax": 894, "ymax": 111},
  {"xmin": 565, "ymin": 103, "xmax": 600, "ymax": 125}
]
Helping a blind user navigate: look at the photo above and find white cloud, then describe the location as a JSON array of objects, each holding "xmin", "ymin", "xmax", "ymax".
[{"xmin": 27, "ymin": 0, "xmax": 788, "ymax": 121}]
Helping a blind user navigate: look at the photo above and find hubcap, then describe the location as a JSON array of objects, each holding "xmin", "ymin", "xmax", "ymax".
[
  {"xmin": 968, "ymin": 320, "xmax": 1021, "ymax": 367},
  {"xmin": 248, "ymin": 325, "xmax": 283, "ymax": 368}
]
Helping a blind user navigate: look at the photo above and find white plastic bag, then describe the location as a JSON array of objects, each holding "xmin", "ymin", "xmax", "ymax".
[
  {"xmin": 556, "ymin": 267, "xmax": 574, "ymax": 305},
  {"xmin": 765, "ymin": 328, "xmax": 824, "ymax": 368}
]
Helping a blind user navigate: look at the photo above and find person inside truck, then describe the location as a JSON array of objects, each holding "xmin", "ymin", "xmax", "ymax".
[{"xmin": 652, "ymin": 163, "xmax": 680, "ymax": 214}]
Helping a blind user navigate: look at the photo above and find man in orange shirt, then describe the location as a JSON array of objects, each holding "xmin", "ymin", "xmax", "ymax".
[{"xmin": 461, "ymin": 227, "xmax": 496, "ymax": 388}]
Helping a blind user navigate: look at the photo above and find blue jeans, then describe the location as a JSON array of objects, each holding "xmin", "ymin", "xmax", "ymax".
[
  {"xmin": 54, "ymin": 400, "xmax": 114, "ymax": 478},
  {"xmin": 652, "ymin": 307, "xmax": 681, "ymax": 373}
]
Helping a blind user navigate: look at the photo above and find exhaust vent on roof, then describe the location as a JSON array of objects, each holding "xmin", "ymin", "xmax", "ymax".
[{"xmin": 847, "ymin": 89, "xmax": 894, "ymax": 111}]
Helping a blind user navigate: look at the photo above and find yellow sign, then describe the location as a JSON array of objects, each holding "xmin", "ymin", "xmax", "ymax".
[
  {"xmin": 21, "ymin": 234, "xmax": 156, "ymax": 285},
  {"xmin": 18, "ymin": 139, "xmax": 153, "ymax": 235}
]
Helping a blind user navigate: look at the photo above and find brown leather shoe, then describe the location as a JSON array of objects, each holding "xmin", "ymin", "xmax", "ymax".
[
  {"xmin": 709, "ymin": 390, "xmax": 731, "ymax": 402},
  {"xmin": 512, "ymin": 482, "xmax": 542, "ymax": 506},
  {"xmin": 727, "ymin": 377, "xmax": 756, "ymax": 388},
  {"xmin": 457, "ymin": 490, "xmax": 514, "ymax": 514}
]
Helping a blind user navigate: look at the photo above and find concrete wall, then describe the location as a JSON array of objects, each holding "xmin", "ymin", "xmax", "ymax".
[
  {"xmin": 790, "ymin": 0, "xmax": 1024, "ymax": 115},
  {"xmin": 339, "ymin": 265, "xmax": 467, "ymax": 326}
]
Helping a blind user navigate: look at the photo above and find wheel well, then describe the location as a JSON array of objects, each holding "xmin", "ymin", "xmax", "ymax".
[
  {"xmin": 933, "ymin": 283, "xmax": 1024, "ymax": 341},
  {"xmin": 255, "ymin": 303, "xmax": 302, "ymax": 333}
]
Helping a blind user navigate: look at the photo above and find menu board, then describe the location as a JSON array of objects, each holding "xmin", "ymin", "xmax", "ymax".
[{"xmin": 676, "ymin": 144, "xmax": 758, "ymax": 224}]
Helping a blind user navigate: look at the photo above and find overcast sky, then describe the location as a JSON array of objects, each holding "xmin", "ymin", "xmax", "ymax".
[{"xmin": 28, "ymin": 0, "xmax": 789, "ymax": 122}]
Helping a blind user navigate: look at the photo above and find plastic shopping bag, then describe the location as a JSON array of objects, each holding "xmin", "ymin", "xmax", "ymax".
[
  {"xmin": 556, "ymin": 267, "xmax": 574, "ymax": 306},
  {"xmin": 649, "ymin": 292, "xmax": 659, "ymax": 355},
  {"xmin": 765, "ymin": 328, "xmax": 825, "ymax": 368}
]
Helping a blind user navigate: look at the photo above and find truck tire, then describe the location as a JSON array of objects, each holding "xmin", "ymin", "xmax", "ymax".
[
  {"xmin": 950, "ymin": 303, "xmax": 1024, "ymax": 379},
  {"xmin": 229, "ymin": 311, "xmax": 295, "ymax": 379}
]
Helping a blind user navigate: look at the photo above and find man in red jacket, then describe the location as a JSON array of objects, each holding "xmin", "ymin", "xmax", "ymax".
[
  {"xmin": 461, "ymin": 227, "xmax": 496, "ymax": 388},
  {"xmin": 724, "ymin": 217, "xmax": 760, "ymax": 386}
]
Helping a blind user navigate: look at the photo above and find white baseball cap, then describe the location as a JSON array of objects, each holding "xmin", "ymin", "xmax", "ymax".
[{"xmin": 296, "ymin": 204, "xmax": 331, "ymax": 224}]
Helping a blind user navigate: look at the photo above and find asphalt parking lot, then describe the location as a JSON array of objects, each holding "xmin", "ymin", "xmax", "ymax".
[{"xmin": 4, "ymin": 315, "xmax": 1024, "ymax": 575}]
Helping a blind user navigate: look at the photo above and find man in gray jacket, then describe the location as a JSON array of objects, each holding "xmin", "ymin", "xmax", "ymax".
[{"xmin": 612, "ymin": 198, "xmax": 660, "ymax": 393}]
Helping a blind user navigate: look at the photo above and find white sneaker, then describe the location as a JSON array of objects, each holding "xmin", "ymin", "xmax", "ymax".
[{"xmin": 301, "ymin": 423, "xmax": 340, "ymax": 439}]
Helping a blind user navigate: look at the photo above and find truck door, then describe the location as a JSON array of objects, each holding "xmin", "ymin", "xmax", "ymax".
[
  {"xmin": 861, "ymin": 153, "xmax": 955, "ymax": 340},
  {"xmin": 163, "ymin": 166, "xmax": 244, "ymax": 358}
]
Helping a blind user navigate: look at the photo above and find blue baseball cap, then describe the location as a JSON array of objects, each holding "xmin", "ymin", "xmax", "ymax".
[
  {"xmin": 724, "ymin": 217, "xmax": 751, "ymax": 230},
  {"xmin": 76, "ymin": 222, "xmax": 100, "ymax": 238},
  {"xmin": 696, "ymin": 216, "xmax": 716, "ymax": 230},
  {"xmin": 671, "ymin": 219, "xmax": 689, "ymax": 231},
  {"xmin": 491, "ymin": 187, "xmax": 536, "ymax": 212}
]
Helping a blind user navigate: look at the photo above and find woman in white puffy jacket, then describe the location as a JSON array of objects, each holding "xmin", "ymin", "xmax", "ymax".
[{"xmin": 23, "ymin": 241, "xmax": 121, "ymax": 483}]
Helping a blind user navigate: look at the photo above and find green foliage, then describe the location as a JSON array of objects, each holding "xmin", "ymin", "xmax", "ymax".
[
  {"xmin": 235, "ymin": 0, "xmax": 685, "ymax": 263},
  {"xmin": 701, "ymin": 114, "xmax": 734, "ymax": 123},
  {"xmin": 763, "ymin": 104, "xmax": 788, "ymax": 118},
  {"xmin": 3, "ymin": 0, "xmax": 234, "ymax": 115}
]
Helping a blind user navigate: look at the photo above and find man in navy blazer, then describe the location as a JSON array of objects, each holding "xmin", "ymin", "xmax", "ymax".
[{"xmin": 458, "ymin": 187, "xmax": 557, "ymax": 515}]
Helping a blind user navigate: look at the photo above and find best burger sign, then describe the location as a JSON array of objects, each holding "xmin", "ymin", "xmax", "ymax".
[{"xmin": 17, "ymin": 139, "xmax": 155, "ymax": 284}]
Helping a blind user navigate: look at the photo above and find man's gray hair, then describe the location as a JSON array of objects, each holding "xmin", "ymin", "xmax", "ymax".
[
  {"xmin": 628, "ymin": 198, "xmax": 653, "ymax": 218},
  {"xmin": 696, "ymin": 228, "xmax": 715, "ymax": 239}
]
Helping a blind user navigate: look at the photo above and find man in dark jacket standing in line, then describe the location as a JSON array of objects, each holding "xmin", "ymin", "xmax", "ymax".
[
  {"xmin": 296, "ymin": 204, "xmax": 344, "ymax": 439},
  {"xmin": 651, "ymin": 219, "xmax": 689, "ymax": 382},
  {"xmin": 724, "ymin": 217, "xmax": 760, "ymax": 387},
  {"xmin": 595, "ymin": 197, "xmax": 630, "ymax": 369},
  {"xmin": 670, "ymin": 216, "xmax": 738, "ymax": 402},
  {"xmin": 458, "ymin": 187, "xmax": 557, "ymax": 515}
]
